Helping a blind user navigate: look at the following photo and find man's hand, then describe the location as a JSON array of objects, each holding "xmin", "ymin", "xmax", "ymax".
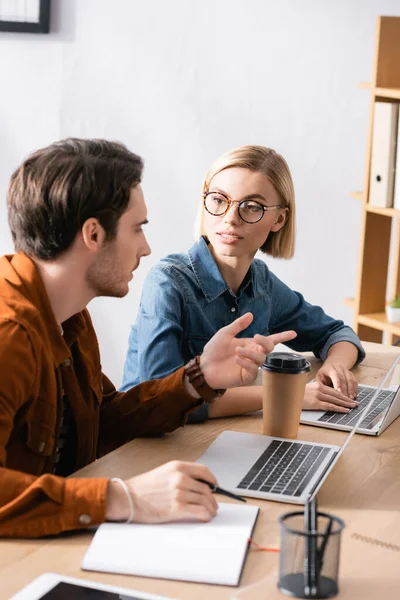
[
  {"xmin": 314, "ymin": 362, "xmax": 358, "ymax": 399},
  {"xmin": 303, "ymin": 381, "xmax": 359, "ymax": 413},
  {"xmin": 106, "ymin": 461, "xmax": 218, "ymax": 524},
  {"xmin": 200, "ymin": 312, "xmax": 297, "ymax": 389}
]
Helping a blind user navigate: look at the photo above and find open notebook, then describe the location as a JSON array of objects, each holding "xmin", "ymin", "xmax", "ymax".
[{"xmin": 82, "ymin": 502, "xmax": 259, "ymax": 586}]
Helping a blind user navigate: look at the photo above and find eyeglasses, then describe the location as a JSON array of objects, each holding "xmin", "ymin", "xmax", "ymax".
[{"xmin": 203, "ymin": 191, "xmax": 285, "ymax": 224}]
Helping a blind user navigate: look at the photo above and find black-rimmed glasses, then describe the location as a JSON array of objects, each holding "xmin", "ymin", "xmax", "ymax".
[{"xmin": 203, "ymin": 191, "xmax": 285, "ymax": 224}]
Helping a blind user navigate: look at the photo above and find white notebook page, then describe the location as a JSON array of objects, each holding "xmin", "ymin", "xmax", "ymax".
[{"xmin": 82, "ymin": 502, "xmax": 259, "ymax": 586}]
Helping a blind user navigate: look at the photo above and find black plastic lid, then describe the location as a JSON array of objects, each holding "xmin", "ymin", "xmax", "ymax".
[{"xmin": 262, "ymin": 352, "xmax": 311, "ymax": 374}]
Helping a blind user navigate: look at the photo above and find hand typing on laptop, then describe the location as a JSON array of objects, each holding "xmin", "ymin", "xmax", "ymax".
[
  {"xmin": 303, "ymin": 341, "xmax": 360, "ymax": 413},
  {"xmin": 303, "ymin": 381, "xmax": 359, "ymax": 413}
]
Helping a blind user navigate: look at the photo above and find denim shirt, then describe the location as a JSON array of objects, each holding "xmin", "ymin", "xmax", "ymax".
[{"xmin": 122, "ymin": 237, "xmax": 365, "ymax": 421}]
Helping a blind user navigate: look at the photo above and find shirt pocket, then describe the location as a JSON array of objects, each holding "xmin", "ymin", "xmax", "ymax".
[{"xmin": 25, "ymin": 419, "xmax": 55, "ymax": 457}]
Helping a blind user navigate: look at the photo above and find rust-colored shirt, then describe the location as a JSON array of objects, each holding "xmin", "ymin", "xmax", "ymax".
[{"xmin": 0, "ymin": 253, "xmax": 202, "ymax": 538}]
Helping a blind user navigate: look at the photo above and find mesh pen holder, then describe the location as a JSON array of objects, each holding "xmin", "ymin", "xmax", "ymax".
[{"xmin": 278, "ymin": 509, "xmax": 345, "ymax": 599}]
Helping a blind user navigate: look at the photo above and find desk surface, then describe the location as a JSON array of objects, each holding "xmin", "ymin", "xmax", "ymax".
[{"xmin": 2, "ymin": 342, "xmax": 400, "ymax": 600}]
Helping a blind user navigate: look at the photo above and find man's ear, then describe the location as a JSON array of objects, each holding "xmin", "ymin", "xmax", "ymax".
[
  {"xmin": 270, "ymin": 209, "xmax": 288, "ymax": 233},
  {"xmin": 81, "ymin": 218, "xmax": 107, "ymax": 252}
]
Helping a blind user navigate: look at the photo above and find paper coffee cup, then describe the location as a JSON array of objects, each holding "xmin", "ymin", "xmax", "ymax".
[{"xmin": 262, "ymin": 352, "xmax": 311, "ymax": 439}]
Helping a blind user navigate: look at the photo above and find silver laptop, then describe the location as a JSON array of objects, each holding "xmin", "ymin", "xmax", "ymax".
[
  {"xmin": 300, "ymin": 383, "xmax": 400, "ymax": 436},
  {"xmin": 197, "ymin": 355, "xmax": 400, "ymax": 505}
]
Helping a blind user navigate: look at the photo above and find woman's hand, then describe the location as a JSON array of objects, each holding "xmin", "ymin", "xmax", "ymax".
[
  {"xmin": 315, "ymin": 362, "xmax": 358, "ymax": 399},
  {"xmin": 303, "ymin": 381, "xmax": 359, "ymax": 412}
]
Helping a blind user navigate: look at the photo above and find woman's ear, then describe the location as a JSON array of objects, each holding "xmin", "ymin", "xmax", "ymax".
[{"xmin": 270, "ymin": 209, "xmax": 288, "ymax": 232}]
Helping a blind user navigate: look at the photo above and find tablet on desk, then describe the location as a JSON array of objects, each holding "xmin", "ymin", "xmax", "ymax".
[{"xmin": 10, "ymin": 573, "xmax": 175, "ymax": 600}]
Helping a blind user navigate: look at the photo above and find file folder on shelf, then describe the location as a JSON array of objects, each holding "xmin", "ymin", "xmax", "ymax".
[{"xmin": 369, "ymin": 102, "xmax": 399, "ymax": 208}]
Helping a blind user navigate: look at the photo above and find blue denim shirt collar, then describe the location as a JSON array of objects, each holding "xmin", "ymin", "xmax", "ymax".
[{"xmin": 188, "ymin": 236, "xmax": 260, "ymax": 303}]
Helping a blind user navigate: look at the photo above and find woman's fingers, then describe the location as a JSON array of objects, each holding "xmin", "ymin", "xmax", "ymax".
[
  {"xmin": 317, "ymin": 401, "xmax": 351, "ymax": 413},
  {"xmin": 317, "ymin": 383, "xmax": 355, "ymax": 403},
  {"xmin": 305, "ymin": 382, "xmax": 359, "ymax": 412},
  {"xmin": 329, "ymin": 369, "xmax": 348, "ymax": 396},
  {"xmin": 316, "ymin": 364, "xmax": 359, "ymax": 400},
  {"xmin": 346, "ymin": 373, "xmax": 358, "ymax": 399},
  {"xmin": 318, "ymin": 392, "xmax": 356, "ymax": 410}
]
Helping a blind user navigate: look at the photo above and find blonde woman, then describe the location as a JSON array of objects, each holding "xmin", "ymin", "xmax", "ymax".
[{"xmin": 122, "ymin": 146, "xmax": 364, "ymax": 422}]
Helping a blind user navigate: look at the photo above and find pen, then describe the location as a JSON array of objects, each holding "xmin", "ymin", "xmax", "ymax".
[
  {"xmin": 197, "ymin": 478, "xmax": 247, "ymax": 503},
  {"xmin": 317, "ymin": 516, "xmax": 333, "ymax": 573}
]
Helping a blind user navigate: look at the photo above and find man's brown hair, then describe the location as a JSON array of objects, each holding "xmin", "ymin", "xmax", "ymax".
[{"xmin": 7, "ymin": 138, "xmax": 144, "ymax": 260}]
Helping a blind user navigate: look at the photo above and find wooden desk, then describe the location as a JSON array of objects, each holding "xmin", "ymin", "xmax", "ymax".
[{"xmin": 1, "ymin": 342, "xmax": 400, "ymax": 600}]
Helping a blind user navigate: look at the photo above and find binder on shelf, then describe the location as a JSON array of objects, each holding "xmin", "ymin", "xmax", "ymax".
[
  {"xmin": 369, "ymin": 102, "xmax": 399, "ymax": 208},
  {"xmin": 394, "ymin": 115, "xmax": 400, "ymax": 210}
]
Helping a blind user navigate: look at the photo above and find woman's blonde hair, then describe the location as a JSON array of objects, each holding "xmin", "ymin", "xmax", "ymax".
[{"xmin": 196, "ymin": 145, "xmax": 295, "ymax": 258}]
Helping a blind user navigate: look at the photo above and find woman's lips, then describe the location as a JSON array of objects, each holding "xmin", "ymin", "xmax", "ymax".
[{"xmin": 217, "ymin": 232, "xmax": 242, "ymax": 244}]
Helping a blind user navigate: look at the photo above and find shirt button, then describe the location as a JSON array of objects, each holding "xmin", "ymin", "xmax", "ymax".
[
  {"xmin": 231, "ymin": 307, "xmax": 237, "ymax": 313},
  {"xmin": 61, "ymin": 358, "xmax": 71, "ymax": 368},
  {"xmin": 79, "ymin": 514, "xmax": 92, "ymax": 525},
  {"xmin": 38, "ymin": 441, "xmax": 46, "ymax": 453}
]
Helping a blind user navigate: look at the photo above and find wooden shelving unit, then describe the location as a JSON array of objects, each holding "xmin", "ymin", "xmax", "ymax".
[
  {"xmin": 366, "ymin": 204, "xmax": 400, "ymax": 218},
  {"xmin": 350, "ymin": 16, "xmax": 400, "ymax": 346},
  {"xmin": 358, "ymin": 312, "xmax": 400, "ymax": 337},
  {"xmin": 375, "ymin": 87, "xmax": 400, "ymax": 101}
]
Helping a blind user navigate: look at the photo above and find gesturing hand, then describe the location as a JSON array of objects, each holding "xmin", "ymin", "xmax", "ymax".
[{"xmin": 200, "ymin": 312, "xmax": 297, "ymax": 390}]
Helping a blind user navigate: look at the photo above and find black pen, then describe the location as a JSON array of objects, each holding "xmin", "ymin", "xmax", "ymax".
[{"xmin": 197, "ymin": 478, "xmax": 247, "ymax": 503}]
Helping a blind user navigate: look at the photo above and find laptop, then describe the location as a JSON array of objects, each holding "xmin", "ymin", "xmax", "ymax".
[
  {"xmin": 197, "ymin": 355, "xmax": 400, "ymax": 505},
  {"xmin": 300, "ymin": 382, "xmax": 400, "ymax": 436}
]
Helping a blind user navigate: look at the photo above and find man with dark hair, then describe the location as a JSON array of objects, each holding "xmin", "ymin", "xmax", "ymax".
[{"xmin": 0, "ymin": 138, "xmax": 296, "ymax": 538}]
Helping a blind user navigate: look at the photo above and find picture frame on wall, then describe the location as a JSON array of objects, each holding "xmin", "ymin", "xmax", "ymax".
[{"xmin": 0, "ymin": 0, "xmax": 50, "ymax": 33}]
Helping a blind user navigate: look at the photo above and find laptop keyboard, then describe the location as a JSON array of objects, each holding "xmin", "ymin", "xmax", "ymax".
[
  {"xmin": 317, "ymin": 385, "xmax": 395, "ymax": 429},
  {"xmin": 237, "ymin": 440, "xmax": 331, "ymax": 497}
]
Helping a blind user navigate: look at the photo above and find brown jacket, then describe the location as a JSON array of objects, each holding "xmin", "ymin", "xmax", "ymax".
[{"xmin": 0, "ymin": 253, "xmax": 202, "ymax": 538}]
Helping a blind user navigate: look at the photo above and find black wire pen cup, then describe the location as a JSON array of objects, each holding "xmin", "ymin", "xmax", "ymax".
[{"xmin": 278, "ymin": 501, "xmax": 345, "ymax": 599}]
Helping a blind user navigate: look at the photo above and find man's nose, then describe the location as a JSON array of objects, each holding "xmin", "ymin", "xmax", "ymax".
[{"xmin": 142, "ymin": 235, "xmax": 151, "ymax": 257}]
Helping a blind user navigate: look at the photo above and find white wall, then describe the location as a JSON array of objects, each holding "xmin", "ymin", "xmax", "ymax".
[{"xmin": 1, "ymin": 0, "xmax": 399, "ymax": 385}]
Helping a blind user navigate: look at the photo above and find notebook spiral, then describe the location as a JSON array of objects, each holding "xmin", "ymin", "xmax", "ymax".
[{"xmin": 351, "ymin": 532, "xmax": 400, "ymax": 552}]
